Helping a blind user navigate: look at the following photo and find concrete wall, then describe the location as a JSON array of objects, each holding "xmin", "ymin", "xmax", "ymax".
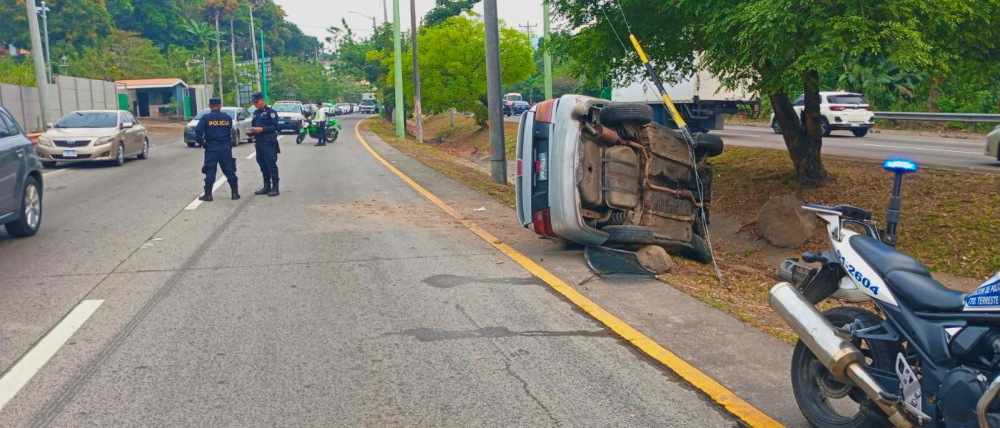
[{"xmin": 0, "ymin": 76, "xmax": 116, "ymax": 132}]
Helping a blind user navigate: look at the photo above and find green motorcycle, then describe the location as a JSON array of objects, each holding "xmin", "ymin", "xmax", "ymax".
[{"xmin": 295, "ymin": 118, "xmax": 340, "ymax": 144}]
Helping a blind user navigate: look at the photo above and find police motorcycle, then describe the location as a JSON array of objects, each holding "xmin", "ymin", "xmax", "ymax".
[
  {"xmin": 772, "ymin": 159, "xmax": 1000, "ymax": 428},
  {"xmin": 295, "ymin": 117, "xmax": 340, "ymax": 144}
]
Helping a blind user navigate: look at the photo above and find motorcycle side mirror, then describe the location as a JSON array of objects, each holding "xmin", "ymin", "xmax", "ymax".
[{"xmin": 882, "ymin": 159, "xmax": 918, "ymax": 247}]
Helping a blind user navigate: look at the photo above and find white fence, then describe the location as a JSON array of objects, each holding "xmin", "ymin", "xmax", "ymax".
[{"xmin": 0, "ymin": 76, "xmax": 117, "ymax": 132}]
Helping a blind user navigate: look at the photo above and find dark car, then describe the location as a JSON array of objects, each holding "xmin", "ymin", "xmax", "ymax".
[
  {"xmin": 512, "ymin": 101, "xmax": 531, "ymax": 115},
  {"xmin": 0, "ymin": 106, "xmax": 43, "ymax": 238},
  {"xmin": 503, "ymin": 102, "xmax": 513, "ymax": 117}
]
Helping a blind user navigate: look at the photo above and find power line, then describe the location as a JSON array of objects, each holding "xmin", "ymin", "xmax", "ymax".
[{"xmin": 519, "ymin": 21, "xmax": 538, "ymax": 38}]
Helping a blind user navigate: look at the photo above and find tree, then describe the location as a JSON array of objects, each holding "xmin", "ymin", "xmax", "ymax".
[
  {"xmin": 381, "ymin": 15, "xmax": 534, "ymax": 127},
  {"xmin": 183, "ymin": 18, "xmax": 215, "ymax": 50},
  {"xmin": 424, "ymin": 0, "xmax": 480, "ymax": 27},
  {"xmin": 0, "ymin": 0, "xmax": 114, "ymax": 53},
  {"xmin": 550, "ymin": 0, "xmax": 999, "ymax": 187},
  {"xmin": 66, "ymin": 30, "xmax": 170, "ymax": 81}
]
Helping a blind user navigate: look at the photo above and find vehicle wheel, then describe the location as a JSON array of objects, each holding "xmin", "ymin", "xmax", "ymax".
[
  {"xmin": 5, "ymin": 176, "xmax": 42, "ymax": 238},
  {"xmin": 232, "ymin": 131, "xmax": 239, "ymax": 147},
  {"xmin": 791, "ymin": 306, "xmax": 900, "ymax": 428},
  {"xmin": 852, "ymin": 128, "xmax": 869, "ymax": 138},
  {"xmin": 187, "ymin": 142, "xmax": 196, "ymax": 148},
  {"xmin": 820, "ymin": 117, "xmax": 831, "ymax": 137},
  {"xmin": 772, "ymin": 120, "xmax": 782, "ymax": 134},
  {"xmin": 41, "ymin": 161, "xmax": 57, "ymax": 169},
  {"xmin": 694, "ymin": 133, "xmax": 725, "ymax": 158},
  {"xmin": 683, "ymin": 234, "xmax": 714, "ymax": 264},
  {"xmin": 601, "ymin": 103, "xmax": 653, "ymax": 127},
  {"xmin": 330, "ymin": 131, "xmax": 339, "ymax": 142},
  {"xmin": 603, "ymin": 225, "xmax": 656, "ymax": 245},
  {"xmin": 296, "ymin": 133, "xmax": 305, "ymax": 144},
  {"xmin": 113, "ymin": 142, "xmax": 125, "ymax": 166},
  {"xmin": 137, "ymin": 137, "xmax": 149, "ymax": 159}
]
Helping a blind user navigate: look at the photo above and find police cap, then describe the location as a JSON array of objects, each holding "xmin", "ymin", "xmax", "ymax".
[
  {"xmin": 209, "ymin": 97, "xmax": 222, "ymax": 106},
  {"xmin": 251, "ymin": 92, "xmax": 264, "ymax": 102}
]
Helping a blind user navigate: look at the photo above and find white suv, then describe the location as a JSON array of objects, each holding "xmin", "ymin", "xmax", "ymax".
[{"xmin": 770, "ymin": 92, "xmax": 875, "ymax": 137}]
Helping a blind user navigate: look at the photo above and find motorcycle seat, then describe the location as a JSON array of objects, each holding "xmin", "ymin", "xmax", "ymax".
[
  {"xmin": 849, "ymin": 235, "xmax": 930, "ymax": 279},
  {"xmin": 885, "ymin": 271, "xmax": 968, "ymax": 312}
]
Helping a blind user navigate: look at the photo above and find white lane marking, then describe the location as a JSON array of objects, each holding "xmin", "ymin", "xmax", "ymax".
[
  {"xmin": 861, "ymin": 143, "xmax": 981, "ymax": 154},
  {"xmin": 42, "ymin": 169, "xmax": 66, "ymax": 177},
  {"xmin": 0, "ymin": 299, "xmax": 104, "ymax": 410},
  {"xmin": 245, "ymin": 152, "xmax": 256, "ymax": 160},
  {"xmin": 185, "ymin": 176, "xmax": 228, "ymax": 210}
]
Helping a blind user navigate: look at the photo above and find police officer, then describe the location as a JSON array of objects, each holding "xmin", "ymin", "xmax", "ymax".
[
  {"xmin": 313, "ymin": 101, "xmax": 328, "ymax": 147},
  {"xmin": 195, "ymin": 98, "xmax": 239, "ymax": 201},
  {"xmin": 250, "ymin": 92, "xmax": 281, "ymax": 197}
]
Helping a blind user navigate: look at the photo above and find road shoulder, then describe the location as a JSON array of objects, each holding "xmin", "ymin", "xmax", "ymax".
[{"xmin": 357, "ymin": 120, "xmax": 806, "ymax": 427}]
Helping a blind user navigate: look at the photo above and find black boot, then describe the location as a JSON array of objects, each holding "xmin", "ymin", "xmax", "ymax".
[
  {"xmin": 199, "ymin": 187, "xmax": 213, "ymax": 202},
  {"xmin": 254, "ymin": 181, "xmax": 271, "ymax": 195},
  {"xmin": 267, "ymin": 179, "xmax": 279, "ymax": 197},
  {"xmin": 231, "ymin": 186, "xmax": 241, "ymax": 200}
]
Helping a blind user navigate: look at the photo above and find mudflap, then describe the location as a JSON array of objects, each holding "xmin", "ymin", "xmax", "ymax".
[{"xmin": 584, "ymin": 246, "xmax": 655, "ymax": 276}]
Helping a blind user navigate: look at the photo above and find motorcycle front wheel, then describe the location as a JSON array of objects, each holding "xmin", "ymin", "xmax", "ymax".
[
  {"xmin": 791, "ymin": 306, "xmax": 900, "ymax": 428},
  {"xmin": 296, "ymin": 133, "xmax": 305, "ymax": 144}
]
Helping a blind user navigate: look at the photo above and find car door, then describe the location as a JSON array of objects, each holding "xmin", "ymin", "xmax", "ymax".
[
  {"xmin": 0, "ymin": 111, "xmax": 20, "ymax": 214},
  {"xmin": 239, "ymin": 109, "xmax": 251, "ymax": 137},
  {"xmin": 117, "ymin": 112, "xmax": 133, "ymax": 154},
  {"xmin": 127, "ymin": 112, "xmax": 146, "ymax": 146}
]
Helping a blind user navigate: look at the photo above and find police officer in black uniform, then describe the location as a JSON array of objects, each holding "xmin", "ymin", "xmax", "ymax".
[
  {"xmin": 195, "ymin": 98, "xmax": 239, "ymax": 201},
  {"xmin": 250, "ymin": 92, "xmax": 281, "ymax": 197}
]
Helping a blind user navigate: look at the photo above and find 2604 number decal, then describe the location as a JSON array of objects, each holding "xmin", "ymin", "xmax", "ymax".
[{"xmin": 839, "ymin": 251, "xmax": 880, "ymax": 295}]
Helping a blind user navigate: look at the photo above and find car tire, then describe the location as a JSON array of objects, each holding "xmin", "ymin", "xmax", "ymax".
[
  {"xmin": 603, "ymin": 225, "xmax": 656, "ymax": 245},
  {"xmin": 232, "ymin": 131, "xmax": 239, "ymax": 147},
  {"xmin": 41, "ymin": 161, "xmax": 57, "ymax": 169},
  {"xmin": 851, "ymin": 128, "xmax": 869, "ymax": 138},
  {"xmin": 683, "ymin": 234, "xmax": 713, "ymax": 264},
  {"xmin": 772, "ymin": 120, "xmax": 781, "ymax": 134},
  {"xmin": 113, "ymin": 142, "xmax": 125, "ymax": 166},
  {"xmin": 820, "ymin": 117, "xmax": 831, "ymax": 137},
  {"xmin": 694, "ymin": 133, "xmax": 725, "ymax": 158},
  {"xmin": 5, "ymin": 175, "xmax": 42, "ymax": 238},
  {"xmin": 601, "ymin": 103, "xmax": 653, "ymax": 127},
  {"xmin": 187, "ymin": 142, "xmax": 196, "ymax": 148},
  {"xmin": 137, "ymin": 137, "xmax": 149, "ymax": 159}
]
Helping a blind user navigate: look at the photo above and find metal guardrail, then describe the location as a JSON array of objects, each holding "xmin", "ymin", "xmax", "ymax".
[{"xmin": 874, "ymin": 112, "xmax": 1000, "ymax": 131}]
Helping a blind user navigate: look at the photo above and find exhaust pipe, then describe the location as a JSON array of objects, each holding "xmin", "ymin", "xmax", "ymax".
[{"xmin": 769, "ymin": 283, "xmax": 917, "ymax": 428}]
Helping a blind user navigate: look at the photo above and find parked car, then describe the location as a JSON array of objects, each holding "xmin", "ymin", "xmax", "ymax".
[
  {"xmin": 183, "ymin": 107, "xmax": 253, "ymax": 148},
  {"xmin": 334, "ymin": 103, "xmax": 352, "ymax": 115},
  {"xmin": 359, "ymin": 99, "xmax": 378, "ymax": 114},
  {"xmin": 503, "ymin": 93, "xmax": 522, "ymax": 117},
  {"xmin": 770, "ymin": 91, "xmax": 874, "ymax": 137},
  {"xmin": 351, "ymin": 103, "xmax": 359, "ymax": 113},
  {"xmin": 515, "ymin": 95, "xmax": 722, "ymax": 263},
  {"xmin": 986, "ymin": 125, "xmax": 1000, "ymax": 161},
  {"xmin": 0, "ymin": 106, "xmax": 43, "ymax": 238},
  {"xmin": 272, "ymin": 101, "xmax": 305, "ymax": 133},
  {"xmin": 36, "ymin": 110, "xmax": 149, "ymax": 168},
  {"xmin": 512, "ymin": 101, "xmax": 531, "ymax": 115}
]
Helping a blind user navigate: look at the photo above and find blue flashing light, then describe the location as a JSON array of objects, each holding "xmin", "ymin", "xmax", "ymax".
[{"xmin": 883, "ymin": 159, "xmax": 918, "ymax": 173}]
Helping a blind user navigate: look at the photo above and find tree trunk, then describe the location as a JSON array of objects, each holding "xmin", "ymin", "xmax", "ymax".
[
  {"xmin": 928, "ymin": 78, "xmax": 939, "ymax": 112},
  {"xmin": 770, "ymin": 69, "xmax": 828, "ymax": 187}
]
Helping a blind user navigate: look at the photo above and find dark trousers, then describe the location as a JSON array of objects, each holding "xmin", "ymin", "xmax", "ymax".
[
  {"xmin": 203, "ymin": 144, "xmax": 238, "ymax": 189},
  {"xmin": 316, "ymin": 121, "xmax": 327, "ymax": 144},
  {"xmin": 255, "ymin": 142, "xmax": 279, "ymax": 182}
]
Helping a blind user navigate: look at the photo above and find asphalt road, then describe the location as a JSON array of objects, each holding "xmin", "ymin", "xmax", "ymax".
[{"xmin": 0, "ymin": 114, "xmax": 735, "ymax": 427}]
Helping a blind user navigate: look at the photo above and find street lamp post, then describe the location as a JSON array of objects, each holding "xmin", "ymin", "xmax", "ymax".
[
  {"xmin": 248, "ymin": 0, "xmax": 262, "ymax": 92},
  {"xmin": 186, "ymin": 58, "xmax": 209, "ymax": 90},
  {"xmin": 348, "ymin": 11, "xmax": 377, "ymax": 33},
  {"xmin": 38, "ymin": 1, "xmax": 52, "ymax": 84}
]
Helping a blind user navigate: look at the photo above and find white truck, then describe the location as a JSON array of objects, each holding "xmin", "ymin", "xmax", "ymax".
[
  {"xmin": 612, "ymin": 68, "xmax": 760, "ymax": 132},
  {"xmin": 359, "ymin": 93, "xmax": 377, "ymax": 114}
]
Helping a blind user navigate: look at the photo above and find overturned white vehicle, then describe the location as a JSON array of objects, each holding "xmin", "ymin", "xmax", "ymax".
[{"xmin": 514, "ymin": 95, "xmax": 722, "ymax": 263}]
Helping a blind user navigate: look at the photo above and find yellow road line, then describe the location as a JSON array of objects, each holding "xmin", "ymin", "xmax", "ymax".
[{"xmin": 354, "ymin": 120, "xmax": 784, "ymax": 428}]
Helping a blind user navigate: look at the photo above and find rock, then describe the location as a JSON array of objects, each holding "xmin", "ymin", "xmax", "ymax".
[
  {"xmin": 757, "ymin": 194, "xmax": 816, "ymax": 248},
  {"xmin": 636, "ymin": 245, "xmax": 673, "ymax": 274}
]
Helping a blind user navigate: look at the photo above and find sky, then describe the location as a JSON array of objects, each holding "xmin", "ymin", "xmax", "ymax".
[{"xmin": 273, "ymin": 0, "xmax": 549, "ymax": 46}]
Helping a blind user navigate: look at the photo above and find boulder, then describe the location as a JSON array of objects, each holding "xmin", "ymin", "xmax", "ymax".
[
  {"xmin": 636, "ymin": 245, "xmax": 673, "ymax": 274},
  {"xmin": 758, "ymin": 194, "xmax": 816, "ymax": 248}
]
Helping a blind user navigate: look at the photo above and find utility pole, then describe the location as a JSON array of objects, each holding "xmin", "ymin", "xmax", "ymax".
[
  {"xmin": 392, "ymin": 0, "xmax": 404, "ymax": 138},
  {"xmin": 410, "ymin": 0, "xmax": 422, "ymax": 143},
  {"xmin": 201, "ymin": 57, "xmax": 208, "ymax": 90},
  {"xmin": 215, "ymin": 12, "xmax": 224, "ymax": 103},
  {"xmin": 543, "ymin": 1, "xmax": 552, "ymax": 100},
  {"xmin": 248, "ymin": 1, "xmax": 262, "ymax": 91},
  {"xmin": 230, "ymin": 18, "xmax": 239, "ymax": 106},
  {"xmin": 25, "ymin": 0, "xmax": 50, "ymax": 129},
  {"xmin": 484, "ymin": 0, "xmax": 506, "ymax": 184},
  {"xmin": 519, "ymin": 21, "xmax": 537, "ymax": 38},
  {"xmin": 260, "ymin": 29, "xmax": 268, "ymax": 104},
  {"xmin": 39, "ymin": 1, "xmax": 52, "ymax": 84},
  {"xmin": 382, "ymin": 0, "xmax": 389, "ymax": 24}
]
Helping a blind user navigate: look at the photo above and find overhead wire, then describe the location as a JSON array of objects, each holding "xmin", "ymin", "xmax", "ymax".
[{"xmin": 603, "ymin": 0, "xmax": 724, "ymax": 282}]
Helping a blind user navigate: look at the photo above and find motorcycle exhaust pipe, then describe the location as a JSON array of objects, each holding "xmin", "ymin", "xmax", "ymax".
[{"xmin": 769, "ymin": 283, "xmax": 917, "ymax": 428}]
